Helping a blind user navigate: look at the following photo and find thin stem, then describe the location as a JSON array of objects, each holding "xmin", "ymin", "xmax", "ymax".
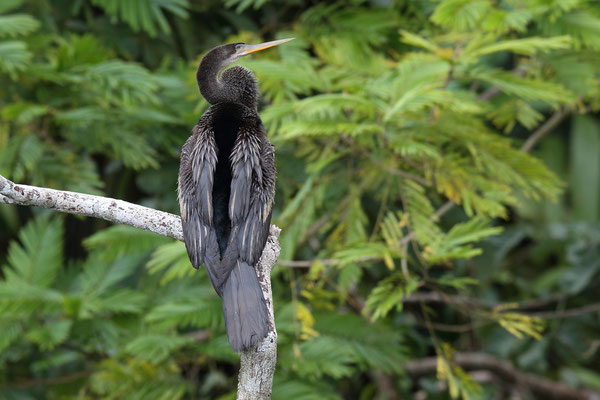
[{"xmin": 520, "ymin": 108, "xmax": 569, "ymax": 152}]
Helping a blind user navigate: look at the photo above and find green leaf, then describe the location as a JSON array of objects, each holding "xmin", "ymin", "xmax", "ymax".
[
  {"xmin": 0, "ymin": 320, "xmax": 22, "ymax": 352},
  {"xmin": 333, "ymin": 243, "xmax": 391, "ymax": 266},
  {"xmin": 125, "ymin": 333, "xmax": 192, "ymax": 364},
  {"xmin": 437, "ymin": 343, "xmax": 484, "ymax": 400},
  {"xmin": 4, "ymin": 216, "xmax": 63, "ymax": 287},
  {"xmin": 84, "ymin": 289, "xmax": 148, "ymax": 315},
  {"xmin": 0, "ymin": 40, "xmax": 31, "ymax": 76},
  {"xmin": 469, "ymin": 68, "xmax": 574, "ymax": 105},
  {"xmin": 487, "ymin": 99, "xmax": 544, "ymax": 133},
  {"xmin": 0, "ymin": 14, "xmax": 39, "ymax": 38},
  {"xmin": 84, "ymin": 225, "xmax": 171, "ymax": 260},
  {"xmin": 400, "ymin": 30, "xmax": 440, "ymax": 54},
  {"xmin": 428, "ymin": 217, "xmax": 503, "ymax": 262},
  {"xmin": 91, "ymin": 0, "xmax": 189, "ymax": 37},
  {"xmin": 482, "ymin": 7, "xmax": 532, "ymax": 33},
  {"xmin": 145, "ymin": 299, "xmax": 223, "ymax": 329},
  {"xmin": 365, "ymin": 274, "xmax": 420, "ymax": 320},
  {"xmin": 464, "ymin": 36, "xmax": 571, "ymax": 58},
  {"xmin": 82, "ymin": 61, "xmax": 160, "ymax": 106},
  {"xmin": 313, "ymin": 312, "xmax": 407, "ymax": 373},
  {"xmin": 281, "ymin": 336, "xmax": 356, "ymax": 379},
  {"xmin": 277, "ymin": 119, "xmax": 383, "ymax": 140},
  {"xmin": 0, "ymin": 280, "xmax": 63, "ymax": 310},
  {"xmin": 146, "ymin": 241, "xmax": 194, "ymax": 284},
  {"xmin": 431, "ymin": 0, "xmax": 491, "ymax": 31},
  {"xmin": 1, "ymin": 102, "xmax": 49, "ymax": 124},
  {"xmin": 539, "ymin": 11, "xmax": 600, "ymax": 50},
  {"xmin": 91, "ymin": 358, "xmax": 187, "ymax": 400},
  {"xmin": 25, "ymin": 320, "xmax": 72, "ymax": 351},
  {"xmin": 79, "ymin": 254, "xmax": 145, "ymax": 300}
]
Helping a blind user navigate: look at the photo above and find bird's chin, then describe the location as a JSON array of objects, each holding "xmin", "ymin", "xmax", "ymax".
[{"xmin": 224, "ymin": 55, "xmax": 241, "ymax": 66}]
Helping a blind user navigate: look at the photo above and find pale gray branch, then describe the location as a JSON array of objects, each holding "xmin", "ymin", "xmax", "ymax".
[
  {"xmin": 0, "ymin": 174, "xmax": 183, "ymax": 241},
  {"xmin": 0, "ymin": 173, "xmax": 280, "ymax": 399}
]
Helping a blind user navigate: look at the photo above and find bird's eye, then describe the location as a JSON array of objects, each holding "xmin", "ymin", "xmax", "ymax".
[{"xmin": 235, "ymin": 44, "xmax": 244, "ymax": 51}]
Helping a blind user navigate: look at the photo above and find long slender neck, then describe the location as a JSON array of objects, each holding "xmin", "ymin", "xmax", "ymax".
[
  {"xmin": 196, "ymin": 46, "xmax": 259, "ymax": 109},
  {"xmin": 196, "ymin": 51, "xmax": 230, "ymax": 105}
]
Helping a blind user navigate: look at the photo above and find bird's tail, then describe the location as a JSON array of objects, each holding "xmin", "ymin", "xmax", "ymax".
[{"xmin": 222, "ymin": 260, "xmax": 269, "ymax": 352}]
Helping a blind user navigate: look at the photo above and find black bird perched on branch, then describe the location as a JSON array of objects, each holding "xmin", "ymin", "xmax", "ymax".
[{"xmin": 178, "ymin": 38, "xmax": 293, "ymax": 352}]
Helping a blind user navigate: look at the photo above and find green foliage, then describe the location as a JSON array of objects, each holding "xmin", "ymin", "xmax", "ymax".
[
  {"xmin": 437, "ymin": 343, "xmax": 484, "ymax": 400},
  {"xmin": 4, "ymin": 215, "xmax": 63, "ymax": 287},
  {"xmin": 0, "ymin": 14, "xmax": 39, "ymax": 38},
  {"xmin": 90, "ymin": 0, "xmax": 190, "ymax": 37},
  {"xmin": 0, "ymin": 2, "xmax": 36, "ymax": 78},
  {"xmin": 125, "ymin": 333, "xmax": 193, "ymax": 364},
  {"xmin": 491, "ymin": 304, "xmax": 545, "ymax": 340},
  {"xmin": 91, "ymin": 358, "xmax": 187, "ymax": 400},
  {"xmin": 0, "ymin": 40, "xmax": 32, "ymax": 76},
  {"xmin": 365, "ymin": 273, "xmax": 420, "ymax": 320},
  {"xmin": 1, "ymin": 0, "xmax": 600, "ymax": 399},
  {"xmin": 147, "ymin": 241, "xmax": 195, "ymax": 283},
  {"xmin": 83, "ymin": 225, "xmax": 171, "ymax": 260},
  {"xmin": 144, "ymin": 298, "xmax": 223, "ymax": 329}
]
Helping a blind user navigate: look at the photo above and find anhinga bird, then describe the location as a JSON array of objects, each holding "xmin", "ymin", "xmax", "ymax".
[{"xmin": 178, "ymin": 38, "xmax": 293, "ymax": 352}]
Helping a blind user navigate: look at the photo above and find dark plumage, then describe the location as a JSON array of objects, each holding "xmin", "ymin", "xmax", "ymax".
[{"xmin": 178, "ymin": 39, "xmax": 292, "ymax": 352}]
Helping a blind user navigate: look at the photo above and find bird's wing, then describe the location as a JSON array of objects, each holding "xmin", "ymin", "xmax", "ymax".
[
  {"xmin": 225, "ymin": 119, "xmax": 275, "ymax": 268},
  {"xmin": 178, "ymin": 121, "xmax": 223, "ymax": 292}
]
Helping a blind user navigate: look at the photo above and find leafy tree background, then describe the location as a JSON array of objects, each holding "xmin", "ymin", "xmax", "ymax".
[{"xmin": 1, "ymin": 0, "xmax": 600, "ymax": 398}]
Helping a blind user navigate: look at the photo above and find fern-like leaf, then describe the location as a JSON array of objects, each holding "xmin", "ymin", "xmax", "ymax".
[
  {"xmin": 0, "ymin": 14, "xmax": 39, "ymax": 38},
  {"xmin": 91, "ymin": 0, "xmax": 189, "ymax": 37},
  {"xmin": 0, "ymin": 40, "xmax": 31, "ymax": 76},
  {"xmin": 4, "ymin": 216, "xmax": 63, "ymax": 288}
]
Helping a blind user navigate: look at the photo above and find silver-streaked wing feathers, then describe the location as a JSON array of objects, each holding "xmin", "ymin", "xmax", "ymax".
[
  {"xmin": 178, "ymin": 119, "xmax": 224, "ymax": 294},
  {"xmin": 228, "ymin": 121, "xmax": 275, "ymax": 266}
]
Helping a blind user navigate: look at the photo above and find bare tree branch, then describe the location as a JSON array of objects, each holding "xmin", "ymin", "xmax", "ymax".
[
  {"xmin": 7, "ymin": 370, "xmax": 92, "ymax": 389},
  {"xmin": 529, "ymin": 303, "xmax": 600, "ymax": 319},
  {"xmin": 0, "ymin": 173, "xmax": 280, "ymax": 400},
  {"xmin": 403, "ymin": 291, "xmax": 567, "ymax": 311},
  {"xmin": 404, "ymin": 352, "xmax": 600, "ymax": 400},
  {"xmin": 0, "ymin": 174, "xmax": 183, "ymax": 241}
]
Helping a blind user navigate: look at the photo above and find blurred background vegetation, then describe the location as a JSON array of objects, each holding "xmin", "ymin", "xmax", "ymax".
[{"xmin": 1, "ymin": 0, "xmax": 599, "ymax": 399}]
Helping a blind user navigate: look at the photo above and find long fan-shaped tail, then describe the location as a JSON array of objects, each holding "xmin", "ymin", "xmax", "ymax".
[{"xmin": 222, "ymin": 260, "xmax": 269, "ymax": 352}]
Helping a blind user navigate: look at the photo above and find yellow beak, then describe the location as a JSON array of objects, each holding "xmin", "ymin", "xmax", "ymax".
[{"xmin": 236, "ymin": 38, "xmax": 295, "ymax": 56}]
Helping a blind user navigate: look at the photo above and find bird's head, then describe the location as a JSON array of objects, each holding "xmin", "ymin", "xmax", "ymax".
[
  {"xmin": 197, "ymin": 38, "xmax": 294, "ymax": 107},
  {"xmin": 213, "ymin": 38, "xmax": 295, "ymax": 67}
]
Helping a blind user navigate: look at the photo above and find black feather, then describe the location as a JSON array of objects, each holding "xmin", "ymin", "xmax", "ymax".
[{"xmin": 222, "ymin": 261, "xmax": 269, "ymax": 352}]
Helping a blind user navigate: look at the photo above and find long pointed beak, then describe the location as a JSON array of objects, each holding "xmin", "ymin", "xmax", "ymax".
[{"xmin": 237, "ymin": 38, "xmax": 295, "ymax": 56}]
